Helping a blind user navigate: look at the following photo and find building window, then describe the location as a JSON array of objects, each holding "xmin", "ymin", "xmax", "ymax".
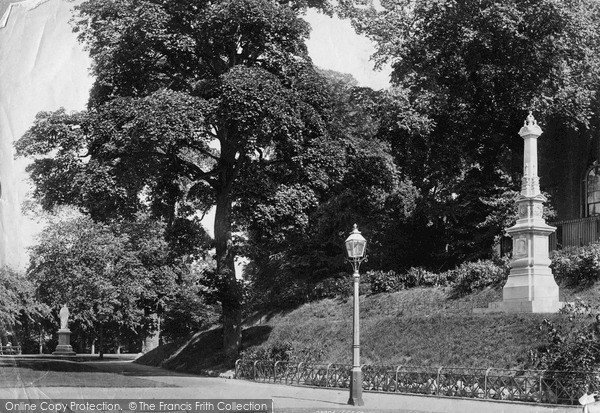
[{"xmin": 587, "ymin": 163, "xmax": 600, "ymax": 216}]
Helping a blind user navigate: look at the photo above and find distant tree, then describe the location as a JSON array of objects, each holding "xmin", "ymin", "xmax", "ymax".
[
  {"xmin": 26, "ymin": 213, "xmax": 203, "ymax": 355},
  {"xmin": 0, "ymin": 267, "xmax": 44, "ymax": 346},
  {"xmin": 16, "ymin": 0, "xmax": 339, "ymax": 359},
  {"xmin": 161, "ymin": 264, "xmax": 220, "ymax": 343},
  {"xmin": 338, "ymin": 0, "xmax": 600, "ymax": 267}
]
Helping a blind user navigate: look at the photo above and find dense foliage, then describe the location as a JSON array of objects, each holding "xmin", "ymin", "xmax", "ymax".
[
  {"xmin": 17, "ymin": 0, "xmax": 600, "ymax": 347},
  {"xmin": 335, "ymin": 0, "xmax": 600, "ymax": 268},
  {"xmin": 16, "ymin": 0, "xmax": 345, "ymax": 358},
  {"xmin": 26, "ymin": 212, "xmax": 216, "ymax": 354},
  {"xmin": 551, "ymin": 242, "xmax": 600, "ymax": 287},
  {"xmin": 368, "ymin": 268, "xmax": 441, "ymax": 294},
  {"xmin": 241, "ymin": 72, "xmax": 424, "ymax": 307},
  {"xmin": 447, "ymin": 259, "xmax": 509, "ymax": 298},
  {"xmin": 0, "ymin": 267, "xmax": 44, "ymax": 348},
  {"xmin": 527, "ymin": 301, "xmax": 600, "ymax": 399}
]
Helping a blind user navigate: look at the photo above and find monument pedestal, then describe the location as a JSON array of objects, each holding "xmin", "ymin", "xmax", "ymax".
[{"xmin": 53, "ymin": 329, "xmax": 76, "ymax": 356}]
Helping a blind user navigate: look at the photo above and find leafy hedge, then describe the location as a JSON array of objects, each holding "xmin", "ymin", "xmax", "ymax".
[
  {"xmin": 239, "ymin": 341, "xmax": 326, "ymax": 364},
  {"xmin": 313, "ymin": 273, "xmax": 373, "ymax": 298},
  {"xmin": 368, "ymin": 267, "xmax": 447, "ymax": 294},
  {"xmin": 239, "ymin": 341, "xmax": 294, "ymax": 363},
  {"xmin": 551, "ymin": 242, "xmax": 600, "ymax": 286},
  {"xmin": 367, "ymin": 259, "xmax": 509, "ymax": 298},
  {"xmin": 249, "ymin": 241, "xmax": 600, "ymax": 311},
  {"xmin": 528, "ymin": 301, "xmax": 600, "ymax": 397},
  {"xmin": 309, "ymin": 242, "xmax": 600, "ymax": 301},
  {"xmin": 447, "ymin": 259, "xmax": 509, "ymax": 298}
]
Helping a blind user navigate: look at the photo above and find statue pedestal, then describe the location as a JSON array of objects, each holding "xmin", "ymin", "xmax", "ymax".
[{"xmin": 53, "ymin": 329, "xmax": 76, "ymax": 356}]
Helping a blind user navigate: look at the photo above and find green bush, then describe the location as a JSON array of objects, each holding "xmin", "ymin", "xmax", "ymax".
[
  {"xmin": 406, "ymin": 267, "xmax": 449, "ymax": 287},
  {"xmin": 314, "ymin": 275, "xmax": 353, "ymax": 298},
  {"xmin": 368, "ymin": 270, "xmax": 403, "ymax": 294},
  {"xmin": 449, "ymin": 259, "xmax": 509, "ymax": 298},
  {"xmin": 239, "ymin": 341, "xmax": 294, "ymax": 363},
  {"xmin": 529, "ymin": 310, "xmax": 600, "ymax": 402},
  {"xmin": 314, "ymin": 273, "xmax": 371, "ymax": 298},
  {"xmin": 245, "ymin": 275, "xmax": 311, "ymax": 310},
  {"xmin": 551, "ymin": 242, "xmax": 600, "ymax": 286},
  {"xmin": 369, "ymin": 267, "xmax": 451, "ymax": 294}
]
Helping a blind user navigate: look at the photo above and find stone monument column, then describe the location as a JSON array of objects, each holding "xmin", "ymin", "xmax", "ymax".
[
  {"xmin": 53, "ymin": 304, "xmax": 76, "ymax": 355},
  {"xmin": 479, "ymin": 113, "xmax": 564, "ymax": 313}
]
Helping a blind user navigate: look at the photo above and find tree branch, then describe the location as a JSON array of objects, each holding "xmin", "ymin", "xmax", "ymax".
[{"xmin": 185, "ymin": 142, "xmax": 220, "ymax": 162}]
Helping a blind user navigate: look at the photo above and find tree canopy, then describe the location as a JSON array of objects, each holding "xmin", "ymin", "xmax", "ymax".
[
  {"xmin": 26, "ymin": 212, "xmax": 213, "ymax": 354},
  {"xmin": 18, "ymin": 0, "xmax": 600, "ymax": 345},
  {"xmin": 16, "ymin": 0, "xmax": 344, "ymax": 358},
  {"xmin": 337, "ymin": 0, "xmax": 600, "ymax": 266},
  {"xmin": 0, "ymin": 267, "xmax": 42, "ymax": 339}
]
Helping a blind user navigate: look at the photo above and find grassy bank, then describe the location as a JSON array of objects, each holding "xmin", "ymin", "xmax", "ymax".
[{"xmin": 136, "ymin": 285, "xmax": 594, "ymax": 374}]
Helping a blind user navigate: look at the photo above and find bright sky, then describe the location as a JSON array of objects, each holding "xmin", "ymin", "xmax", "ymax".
[{"xmin": 304, "ymin": 10, "xmax": 391, "ymax": 90}]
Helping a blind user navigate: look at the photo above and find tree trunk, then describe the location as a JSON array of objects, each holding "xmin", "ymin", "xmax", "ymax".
[
  {"xmin": 142, "ymin": 313, "xmax": 160, "ymax": 353},
  {"xmin": 99, "ymin": 324, "xmax": 104, "ymax": 360},
  {"xmin": 214, "ymin": 186, "xmax": 242, "ymax": 362}
]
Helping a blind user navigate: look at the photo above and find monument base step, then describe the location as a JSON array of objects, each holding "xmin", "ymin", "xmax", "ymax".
[{"xmin": 53, "ymin": 344, "xmax": 76, "ymax": 356}]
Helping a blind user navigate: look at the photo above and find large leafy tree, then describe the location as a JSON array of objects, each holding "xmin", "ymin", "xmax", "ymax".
[
  {"xmin": 339, "ymin": 0, "xmax": 600, "ymax": 266},
  {"xmin": 27, "ymin": 213, "xmax": 200, "ymax": 355},
  {"xmin": 16, "ymin": 0, "xmax": 339, "ymax": 358},
  {"xmin": 0, "ymin": 267, "xmax": 43, "ymax": 345},
  {"xmin": 240, "ymin": 71, "xmax": 424, "ymax": 307}
]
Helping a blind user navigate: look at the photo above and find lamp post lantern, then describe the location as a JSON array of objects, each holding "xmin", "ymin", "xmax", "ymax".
[{"xmin": 345, "ymin": 224, "xmax": 367, "ymax": 406}]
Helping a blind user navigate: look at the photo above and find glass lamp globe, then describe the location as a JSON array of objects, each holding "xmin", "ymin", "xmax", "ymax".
[{"xmin": 345, "ymin": 224, "xmax": 367, "ymax": 259}]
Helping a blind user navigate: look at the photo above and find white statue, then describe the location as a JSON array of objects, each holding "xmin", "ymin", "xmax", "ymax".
[{"xmin": 59, "ymin": 304, "xmax": 69, "ymax": 330}]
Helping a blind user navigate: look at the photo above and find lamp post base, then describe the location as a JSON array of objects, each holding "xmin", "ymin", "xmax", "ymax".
[{"xmin": 347, "ymin": 369, "xmax": 364, "ymax": 406}]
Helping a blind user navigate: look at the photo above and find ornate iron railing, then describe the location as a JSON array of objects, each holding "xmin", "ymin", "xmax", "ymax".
[{"xmin": 234, "ymin": 360, "xmax": 600, "ymax": 406}]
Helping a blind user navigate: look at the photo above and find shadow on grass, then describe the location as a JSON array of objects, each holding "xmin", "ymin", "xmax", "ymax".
[
  {"xmin": 1, "ymin": 359, "xmax": 100, "ymax": 372},
  {"xmin": 0, "ymin": 358, "xmax": 176, "ymax": 388},
  {"xmin": 244, "ymin": 308, "xmax": 296, "ymax": 326},
  {"xmin": 135, "ymin": 325, "xmax": 273, "ymax": 375},
  {"xmin": 242, "ymin": 325, "xmax": 273, "ymax": 350}
]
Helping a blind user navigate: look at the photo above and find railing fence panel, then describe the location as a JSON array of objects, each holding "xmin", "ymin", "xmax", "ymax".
[{"xmin": 235, "ymin": 360, "xmax": 599, "ymax": 406}]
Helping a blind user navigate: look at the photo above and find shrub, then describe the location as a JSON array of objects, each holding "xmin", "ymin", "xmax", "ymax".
[
  {"xmin": 369, "ymin": 267, "xmax": 451, "ymax": 294},
  {"xmin": 368, "ymin": 270, "xmax": 403, "ymax": 294},
  {"xmin": 246, "ymin": 278, "xmax": 311, "ymax": 310},
  {"xmin": 551, "ymin": 242, "xmax": 600, "ymax": 286},
  {"xmin": 314, "ymin": 273, "xmax": 371, "ymax": 298},
  {"xmin": 406, "ymin": 267, "xmax": 449, "ymax": 287},
  {"xmin": 314, "ymin": 276, "xmax": 353, "ymax": 298},
  {"xmin": 449, "ymin": 259, "xmax": 509, "ymax": 298},
  {"xmin": 529, "ymin": 314, "xmax": 600, "ymax": 402},
  {"xmin": 239, "ymin": 341, "xmax": 294, "ymax": 363}
]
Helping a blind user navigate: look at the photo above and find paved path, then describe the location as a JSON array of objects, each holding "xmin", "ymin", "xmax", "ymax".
[{"xmin": 0, "ymin": 357, "xmax": 583, "ymax": 413}]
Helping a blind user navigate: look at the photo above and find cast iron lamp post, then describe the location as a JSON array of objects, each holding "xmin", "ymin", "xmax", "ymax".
[{"xmin": 345, "ymin": 224, "xmax": 367, "ymax": 406}]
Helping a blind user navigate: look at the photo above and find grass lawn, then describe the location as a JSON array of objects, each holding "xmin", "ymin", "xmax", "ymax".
[
  {"xmin": 137, "ymin": 284, "xmax": 597, "ymax": 374},
  {"xmin": 0, "ymin": 358, "xmax": 174, "ymax": 388}
]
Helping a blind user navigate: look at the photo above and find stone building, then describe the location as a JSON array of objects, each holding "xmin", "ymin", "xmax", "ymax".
[{"xmin": 539, "ymin": 119, "xmax": 600, "ymax": 249}]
